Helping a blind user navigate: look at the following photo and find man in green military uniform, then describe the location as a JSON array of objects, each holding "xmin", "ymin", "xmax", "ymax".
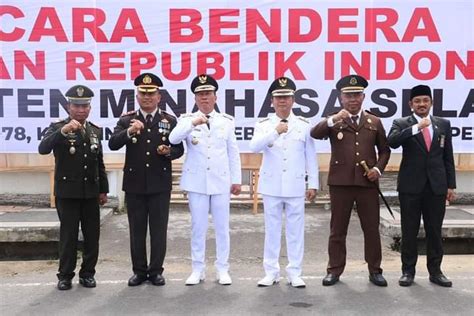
[{"xmin": 39, "ymin": 85, "xmax": 109, "ymax": 290}]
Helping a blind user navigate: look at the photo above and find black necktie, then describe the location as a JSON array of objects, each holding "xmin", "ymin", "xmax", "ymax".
[
  {"xmin": 351, "ymin": 115, "xmax": 359, "ymax": 126},
  {"xmin": 205, "ymin": 115, "xmax": 210, "ymax": 129},
  {"xmin": 146, "ymin": 114, "xmax": 153, "ymax": 127},
  {"xmin": 280, "ymin": 119, "xmax": 288, "ymax": 123}
]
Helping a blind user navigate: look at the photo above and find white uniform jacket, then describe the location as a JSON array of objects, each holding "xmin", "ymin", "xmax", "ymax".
[
  {"xmin": 169, "ymin": 110, "xmax": 241, "ymax": 195},
  {"xmin": 249, "ymin": 113, "xmax": 319, "ymax": 197}
]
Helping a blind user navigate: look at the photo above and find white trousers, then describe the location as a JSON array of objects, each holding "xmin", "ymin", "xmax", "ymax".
[
  {"xmin": 187, "ymin": 192, "xmax": 230, "ymax": 273},
  {"xmin": 262, "ymin": 195, "xmax": 305, "ymax": 278}
]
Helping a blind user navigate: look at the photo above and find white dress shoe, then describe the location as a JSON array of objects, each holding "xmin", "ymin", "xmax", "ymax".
[
  {"xmin": 217, "ymin": 271, "xmax": 232, "ymax": 285},
  {"xmin": 185, "ymin": 271, "xmax": 205, "ymax": 285},
  {"xmin": 257, "ymin": 275, "xmax": 279, "ymax": 287},
  {"xmin": 288, "ymin": 276, "xmax": 306, "ymax": 288}
]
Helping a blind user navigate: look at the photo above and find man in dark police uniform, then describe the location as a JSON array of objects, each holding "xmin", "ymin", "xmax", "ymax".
[
  {"xmin": 109, "ymin": 73, "xmax": 184, "ymax": 287},
  {"xmin": 388, "ymin": 85, "xmax": 456, "ymax": 287},
  {"xmin": 39, "ymin": 85, "xmax": 109, "ymax": 290},
  {"xmin": 311, "ymin": 75, "xmax": 391, "ymax": 287}
]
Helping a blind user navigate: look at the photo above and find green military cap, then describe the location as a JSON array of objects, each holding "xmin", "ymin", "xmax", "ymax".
[
  {"xmin": 134, "ymin": 73, "xmax": 163, "ymax": 93},
  {"xmin": 65, "ymin": 85, "xmax": 94, "ymax": 105},
  {"xmin": 190, "ymin": 74, "xmax": 219, "ymax": 93},
  {"xmin": 336, "ymin": 75, "xmax": 368, "ymax": 93},
  {"xmin": 267, "ymin": 77, "xmax": 296, "ymax": 96}
]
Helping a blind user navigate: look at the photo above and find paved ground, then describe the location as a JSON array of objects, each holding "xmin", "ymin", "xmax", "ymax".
[{"xmin": 1, "ymin": 207, "xmax": 473, "ymax": 315}]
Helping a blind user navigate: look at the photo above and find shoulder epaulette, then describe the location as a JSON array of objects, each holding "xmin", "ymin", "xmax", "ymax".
[
  {"xmin": 298, "ymin": 117, "xmax": 310, "ymax": 124},
  {"xmin": 221, "ymin": 113, "xmax": 234, "ymax": 120},
  {"xmin": 179, "ymin": 113, "xmax": 193, "ymax": 118},
  {"xmin": 258, "ymin": 117, "xmax": 270, "ymax": 123},
  {"xmin": 120, "ymin": 110, "xmax": 138, "ymax": 117},
  {"xmin": 161, "ymin": 111, "xmax": 177, "ymax": 120},
  {"xmin": 88, "ymin": 121, "xmax": 100, "ymax": 129},
  {"xmin": 52, "ymin": 118, "xmax": 66, "ymax": 125},
  {"xmin": 364, "ymin": 110, "xmax": 379, "ymax": 118}
]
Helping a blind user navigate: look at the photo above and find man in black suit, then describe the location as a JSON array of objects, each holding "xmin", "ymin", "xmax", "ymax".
[
  {"xmin": 109, "ymin": 73, "xmax": 184, "ymax": 286},
  {"xmin": 39, "ymin": 85, "xmax": 109, "ymax": 290},
  {"xmin": 388, "ymin": 85, "xmax": 456, "ymax": 287}
]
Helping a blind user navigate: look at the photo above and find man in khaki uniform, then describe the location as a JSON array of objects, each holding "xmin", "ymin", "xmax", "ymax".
[{"xmin": 311, "ymin": 75, "xmax": 391, "ymax": 287}]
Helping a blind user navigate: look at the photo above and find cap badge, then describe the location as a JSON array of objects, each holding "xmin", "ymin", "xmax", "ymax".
[
  {"xmin": 198, "ymin": 75, "xmax": 207, "ymax": 84},
  {"xmin": 350, "ymin": 77, "xmax": 357, "ymax": 85},
  {"xmin": 278, "ymin": 77, "xmax": 287, "ymax": 87},
  {"xmin": 143, "ymin": 75, "xmax": 152, "ymax": 84},
  {"xmin": 77, "ymin": 86, "xmax": 84, "ymax": 97}
]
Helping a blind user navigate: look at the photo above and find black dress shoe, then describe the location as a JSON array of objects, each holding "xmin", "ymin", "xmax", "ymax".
[
  {"xmin": 399, "ymin": 273, "xmax": 414, "ymax": 287},
  {"xmin": 322, "ymin": 273, "xmax": 340, "ymax": 286},
  {"xmin": 149, "ymin": 274, "xmax": 166, "ymax": 286},
  {"xmin": 57, "ymin": 279, "xmax": 72, "ymax": 290},
  {"xmin": 128, "ymin": 274, "xmax": 147, "ymax": 286},
  {"xmin": 429, "ymin": 274, "xmax": 452, "ymax": 287},
  {"xmin": 369, "ymin": 273, "xmax": 388, "ymax": 287},
  {"xmin": 79, "ymin": 276, "xmax": 96, "ymax": 288}
]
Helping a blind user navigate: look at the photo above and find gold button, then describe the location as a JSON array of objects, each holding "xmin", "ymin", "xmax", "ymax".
[
  {"xmin": 356, "ymin": 163, "xmax": 359, "ymax": 166},
  {"xmin": 146, "ymin": 163, "xmax": 150, "ymax": 167},
  {"xmin": 84, "ymin": 177, "xmax": 87, "ymax": 181},
  {"xmin": 63, "ymin": 176, "xmax": 67, "ymax": 180},
  {"xmin": 84, "ymin": 154, "xmax": 87, "ymax": 158},
  {"xmin": 147, "ymin": 129, "xmax": 151, "ymax": 132},
  {"xmin": 356, "ymin": 132, "xmax": 359, "ymax": 135},
  {"xmin": 129, "ymin": 168, "xmax": 133, "ymax": 171},
  {"xmin": 147, "ymin": 140, "xmax": 151, "ymax": 143},
  {"xmin": 355, "ymin": 142, "xmax": 359, "ymax": 146},
  {"xmin": 356, "ymin": 152, "xmax": 360, "ymax": 156},
  {"xmin": 146, "ymin": 152, "xmax": 150, "ymax": 155},
  {"xmin": 335, "ymin": 161, "xmax": 339, "ymax": 164},
  {"xmin": 83, "ymin": 143, "xmax": 87, "ymax": 146},
  {"xmin": 84, "ymin": 165, "xmax": 88, "ymax": 169}
]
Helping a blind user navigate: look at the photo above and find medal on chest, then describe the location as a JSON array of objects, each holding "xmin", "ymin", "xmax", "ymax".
[
  {"xmin": 67, "ymin": 132, "xmax": 77, "ymax": 154},
  {"xmin": 337, "ymin": 126, "xmax": 344, "ymax": 140}
]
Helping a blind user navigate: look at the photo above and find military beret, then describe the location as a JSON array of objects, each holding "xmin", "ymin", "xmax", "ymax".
[
  {"xmin": 134, "ymin": 73, "xmax": 163, "ymax": 93},
  {"xmin": 336, "ymin": 75, "xmax": 368, "ymax": 93},
  {"xmin": 65, "ymin": 85, "xmax": 94, "ymax": 105},
  {"xmin": 191, "ymin": 74, "xmax": 218, "ymax": 93},
  {"xmin": 268, "ymin": 77, "xmax": 296, "ymax": 96},
  {"xmin": 410, "ymin": 84, "xmax": 432, "ymax": 100}
]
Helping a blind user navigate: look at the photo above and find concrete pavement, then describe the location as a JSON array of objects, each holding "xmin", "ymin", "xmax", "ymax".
[{"xmin": 1, "ymin": 207, "xmax": 473, "ymax": 315}]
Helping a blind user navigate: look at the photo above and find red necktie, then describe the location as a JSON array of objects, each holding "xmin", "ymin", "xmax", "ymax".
[{"xmin": 422, "ymin": 127, "xmax": 431, "ymax": 151}]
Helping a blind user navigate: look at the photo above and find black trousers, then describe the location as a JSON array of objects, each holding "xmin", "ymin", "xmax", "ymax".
[
  {"xmin": 399, "ymin": 184, "xmax": 446, "ymax": 276},
  {"xmin": 125, "ymin": 192, "xmax": 171, "ymax": 277},
  {"xmin": 55, "ymin": 197, "xmax": 100, "ymax": 280}
]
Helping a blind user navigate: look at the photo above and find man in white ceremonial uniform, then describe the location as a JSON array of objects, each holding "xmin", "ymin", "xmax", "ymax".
[
  {"xmin": 169, "ymin": 74, "xmax": 241, "ymax": 286},
  {"xmin": 250, "ymin": 77, "xmax": 319, "ymax": 288}
]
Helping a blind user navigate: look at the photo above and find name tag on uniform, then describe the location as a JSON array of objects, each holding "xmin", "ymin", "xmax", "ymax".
[{"xmin": 440, "ymin": 134, "xmax": 445, "ymax": 148}]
